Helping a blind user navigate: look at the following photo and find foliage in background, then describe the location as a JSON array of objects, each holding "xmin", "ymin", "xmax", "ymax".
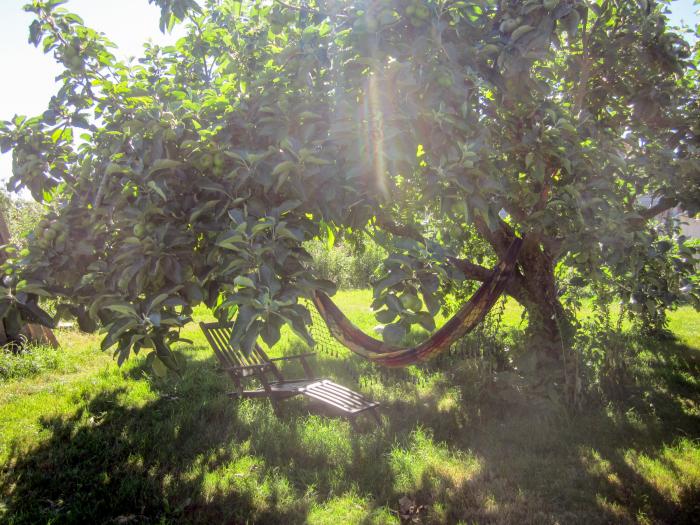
[
  {"xmin": 620, "ymin": 223, "xmax": 700, "ymax": 336},
  {"xmin": 304, "ymin": 238, "xmax": 385, "ymax": 290},
  {"xmin": 0, "ymin": 191, "xmax": 44, "ymax": 249},
  {"xmin": 0, "ymin": 193, "xmax": 57, "ymax": 341}
]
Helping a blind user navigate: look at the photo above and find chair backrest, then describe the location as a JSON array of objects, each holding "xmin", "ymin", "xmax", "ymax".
[{"xmin": 199, "ymin": 321, "xmax": 271, "ymax": 369}]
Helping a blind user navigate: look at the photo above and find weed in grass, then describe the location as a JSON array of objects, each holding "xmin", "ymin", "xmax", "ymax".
[{"xmin": 0, "ymin": 344, "xmax": 65, "ymax": 381}]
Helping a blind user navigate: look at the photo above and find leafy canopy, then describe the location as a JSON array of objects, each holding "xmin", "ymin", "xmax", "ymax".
[{"xmin": 0, "ymin": 0, "xmax": 698, "ymax": 368}]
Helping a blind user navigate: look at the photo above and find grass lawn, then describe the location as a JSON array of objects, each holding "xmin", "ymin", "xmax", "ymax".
[{"xmin": 0, "ymin": 291, "xmax": 698, "ymax": 524}]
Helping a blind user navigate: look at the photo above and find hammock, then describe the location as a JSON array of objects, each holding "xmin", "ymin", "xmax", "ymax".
[{"xmin": 311, "ymin": 237, "xmax": 523, "ymax": 367}]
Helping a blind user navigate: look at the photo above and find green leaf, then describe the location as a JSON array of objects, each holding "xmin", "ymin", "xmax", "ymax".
[
  {"xmin": 261, "ymin": 319, "xmax": 281, "ymax": 347},
  {"xmin": 101, "ymin": 318, "xmax": 138, "ymax": 351},
  {"xmin": 230, "ymin": 306, "xmax": 257, "ymax": 347},
  {"xmin": 183, "ymin": 283, "xmax": 204, "ymax": 303},
  {"xmin": 234, "ymin": 275, "xmax": 255, "ymax": 288},
  {"xmin": 147, "ymin": 180, "xmax": 167, "ymax": 200},
  {"xmin": 423, "ymin": 292, "xmax": 441, "ymax": 316},
  {"xmin": 322, "ymin": 223, "xmax": 335, "ymax": 250},
  {"xmin": 382, "ymin": 323, "xmax": 406, "ymax": 345},
  {"xmin": 272, "ymin": 160, "xmax": 296, "ymax": 176},
  {"xmin": 216, "ymin": 232, "xmax": 245, "ymax": 250},
  {"xmin": 152, "ymin": 355, "xmax": 169, "ymax": 377},
  {"xmin": 400, "ymin": 292, "xmax": 422, "ymax": 312},
  {"xmin": 148, "ymin": 312, "xmax": 162, "ymax": 327},
  {"xmin": 104, "ymin": 303, "xmax": 139, "ymax": 317},
  {"xmin": 287, "ymin": 313, "xmax": 314, "ymax": 347},
  {"xmin": 149, "ymin": 293, "xmax": 170, "ymax": 310},
  {"xmin": 386, "ymin": 294, "xmax": 403, "ymax": 313},
  {"xmin": 15, "ymin": 282, "xmax": 51, "ymax": 297},
  {"xmin": 373, "ymin": 270, "xmax": 408, "ymax": 299},
  {"xmin": 415, "ymin": 311, "xmax": 436, "ymax": 332},
  {"xmin": 276, "ymin": 225, "xmax": 304, "ymax": 241},
  {"xmin": 375, "ymin": 308, "xmax": 397, "ymax": 324}
]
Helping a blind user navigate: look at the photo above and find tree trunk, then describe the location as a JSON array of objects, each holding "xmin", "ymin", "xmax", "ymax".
[
  {"xmin": 514, "ymin": 236, "xmax": 570, "ymax": 360},
  {"xmin": 469, "ymin": 219, "xmax": 570, "ymax": 360},
  {"xmin": 453, "ymin": 221, "xmax": 578, "ymax": 401}
]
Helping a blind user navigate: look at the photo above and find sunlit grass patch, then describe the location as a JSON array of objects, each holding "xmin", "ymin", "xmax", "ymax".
[
  {"xmin": 202, "ymin": 454, "xmax": 267, "ymax": 503},
  {"xmin": 307, "ymin": 492, "xmax": 397, "ymax": 525},
  {"xmin": 0, "ymin": 344, "xmax": 65, "ymax": 381},
  {"xmin": 624, "ymin": 438, "xmax": 700, "ymax": 505},
  {"xmin": 594, "ymin": 494, "xmax": 633, "ymax": 524},
  {"xmin": 297, "ymin": 415, "xmax": 353, "ymax": 465},
  {"xmin": 666, "ymin": 306, "xmax": 700, "ymax": 349},
  {"xmin": 390, "ymin": 428, "xmax": 482, "ymax": 496},
  {"xmin": 580, "ymin": 447, "xmax": 624, "ymax": 492}
]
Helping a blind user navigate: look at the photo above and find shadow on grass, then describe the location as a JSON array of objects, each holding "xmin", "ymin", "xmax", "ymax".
[
  {"xmin": 1, "ymin": 335, "xmax": 699, "ymax": 524},
  {"xmin": 0, "ymin": 350, "xmax": 400, "ymax": 524},
  {"xmin": 392, "ymin": 335, "xmax": 700, "ymax": 524}
]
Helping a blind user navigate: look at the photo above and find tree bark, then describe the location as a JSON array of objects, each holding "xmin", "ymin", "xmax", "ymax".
[
  {"xmin": 452, "ymin": 245, "xmax": 567, "ymax": 359},
  {"xmin": 460, "ymin": 219, "xmax": 569, "ymax": 360},
  {"xmin": 515, "ymin": 237, "xmax": 569, "ymax": 358}
]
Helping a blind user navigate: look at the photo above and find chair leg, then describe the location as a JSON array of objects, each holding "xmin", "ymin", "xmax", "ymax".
[
  {"xmin": 228, "ymin": 376, "xmax": 244, "ymax": 399},
  {"xmin": 370, "ymin": 407, "xmax": 382, "ymax": 425},
  {"xmin": 300, "ymin": 356, "xmax": 314, "ymax": 379},
  {"xmin": 235, "ymin": 376, "xmax": 244, "ymax": 397},
  {"xmin": 259, "ymin": 372, "xmax": 282, "ymax": 416}
]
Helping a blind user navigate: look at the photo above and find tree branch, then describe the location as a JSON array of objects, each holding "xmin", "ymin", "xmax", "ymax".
[
  {"xmin": 637, "ymin": 196, "xmax": 678, "ymax": 220},
  {"xmin": 448, "ymin": 254, "xmax": 531, "ymax": 307},
  {"xmin": 473, "ymin": 216, "xmax": 516, "ymax": 257},
  {"xmin": 374, "ymin": 214, "xmax": 426, "ymax": 243},
  {"xmin": 446, "ymin": 256, "xmax": 494, "ymax": 282}
]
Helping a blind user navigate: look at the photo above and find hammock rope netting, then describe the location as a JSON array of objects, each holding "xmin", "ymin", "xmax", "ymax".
[{"xmin": 306, "ymin": 237, "xmax": 524, "ymax": 371}]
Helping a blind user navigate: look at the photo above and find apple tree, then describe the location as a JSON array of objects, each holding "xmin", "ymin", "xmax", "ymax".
[{"xmin": 0, "ymin": 0, "xmax": 698, "ymax": 371}]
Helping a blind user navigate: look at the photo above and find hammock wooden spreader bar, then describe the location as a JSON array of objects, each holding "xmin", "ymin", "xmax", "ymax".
[{"xmin": 311, "ymin": 237, "xmax": 523, "ymax": 367}]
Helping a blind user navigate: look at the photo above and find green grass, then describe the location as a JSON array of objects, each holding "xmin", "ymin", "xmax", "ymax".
[{"xmin": 0, "ymin": 291, "xmax": 698, "ymax": 524}]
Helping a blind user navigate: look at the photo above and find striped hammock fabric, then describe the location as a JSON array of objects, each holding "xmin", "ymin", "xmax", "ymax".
[{"xmin": 311, "ymin": 237, "xmax": 523, "ymax": 367}]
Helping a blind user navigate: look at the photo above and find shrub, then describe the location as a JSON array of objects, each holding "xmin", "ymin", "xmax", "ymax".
[
  {"xmin": 0, "ymin": 190, "xmax": 44, "ymax": 249},
  {"xmin": 305, "ymin": 239, "xmax": 385, "ymax": 290}
]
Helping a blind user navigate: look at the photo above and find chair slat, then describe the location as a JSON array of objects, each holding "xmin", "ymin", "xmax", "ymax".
[
  {"xmin": 202, "ymin": 322, "xmax": 271, "ymax": 369},
  {"xmin": 201, "ymin": 324, "xmax": 236, "ymax": 369},
  {"xmin": 320, "ymin": 382, "xmax": 368, "ymax": 404},
  {"xmin": 309, "ymin": 383, "xmax": 366, "ymax": 410},
  {"xmin": 210, "ymin": 325, "xmax": 252, "ymax": 367},
  {"xmin": 251, "ymin": 345, "xmax": 271, "ymax": 366},
  {"xmin": 302, "ymin": 381, "xmax": 378, "ymax": 413},
  {"xmin": 211, "ymin": 328, "xmax": 243, "ymax": 367}
]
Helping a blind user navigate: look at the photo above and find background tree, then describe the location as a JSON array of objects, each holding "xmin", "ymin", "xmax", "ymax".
[{"xmin": 0, "ymin": 0, "xmax": 697, "ymax": 374}]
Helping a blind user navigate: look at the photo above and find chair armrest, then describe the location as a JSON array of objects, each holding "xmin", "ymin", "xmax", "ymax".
[
  {"xmin": 221, "ymin": 363, "xmax": 269, "ymax": 372},
  {"xmin": 222, "ymin": 363, "xmax": 270, "ymax": 370},
  {"xmin": 269, "ymin": 352, "xmax": 316, "ymax": 379},
  {"xmin": 268, "ymin": 352, "xmax": 316, "ymax": 362}
]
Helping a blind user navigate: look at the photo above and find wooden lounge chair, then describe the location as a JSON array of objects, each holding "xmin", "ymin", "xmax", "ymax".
[{"xmin": 200, "ymin": 321, "xmax": 380, "ymax": 425}]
